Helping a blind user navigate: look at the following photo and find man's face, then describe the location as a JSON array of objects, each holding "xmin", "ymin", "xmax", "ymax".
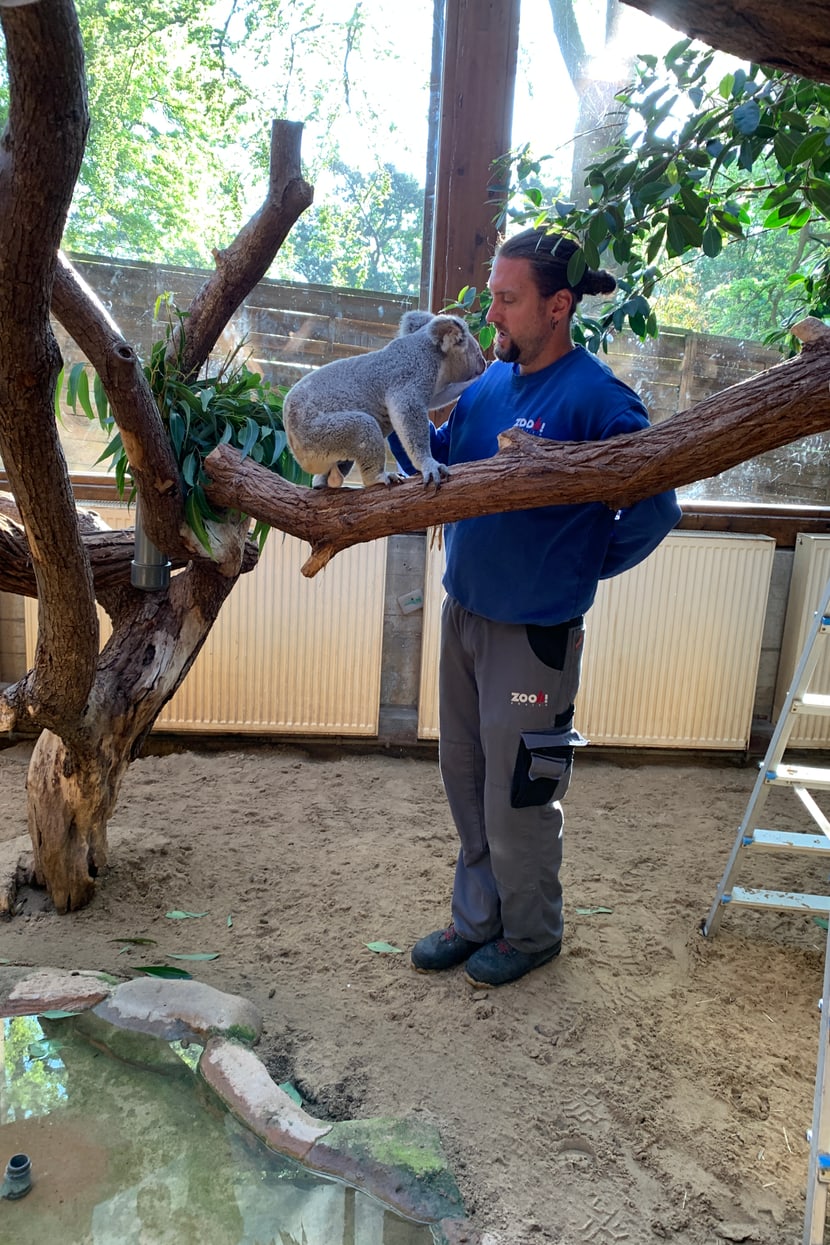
[{"xmin": 485, "ymin": 255, "xmax": 560, "ymax": 372}]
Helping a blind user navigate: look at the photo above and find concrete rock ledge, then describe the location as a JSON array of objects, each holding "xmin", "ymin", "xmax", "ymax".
[{"xmin": 0, "ymin": 965, "xmax": 495, "ymax": 1242}]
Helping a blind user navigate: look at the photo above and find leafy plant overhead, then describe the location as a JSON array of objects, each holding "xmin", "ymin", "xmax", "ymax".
[
  {"xmin": 63, "ymin": 298, "xmax": 310, "ymax": 552},
  {"xmin": 506, "ymin": 38, "xmax": 830, "ymax": 353},
  {"xmin": 442, "ymin": 283, "xmax": 495, "ymax": 351}
]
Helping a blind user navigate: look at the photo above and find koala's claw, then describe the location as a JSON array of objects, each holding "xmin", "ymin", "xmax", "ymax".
[{"xmin": 421, "ymin": 460, "xmax": 450, "ymax": 488}]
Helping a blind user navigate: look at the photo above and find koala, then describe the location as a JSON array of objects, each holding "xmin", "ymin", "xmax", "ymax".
[{"xmin": 282, "ymin": 309, "xmax": 486, "ymax": 489}]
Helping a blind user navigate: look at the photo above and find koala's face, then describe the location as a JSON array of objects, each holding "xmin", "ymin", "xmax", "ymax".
[{"xmin": 437, "ymin": 316, "xmax": 486, "ymax": 384}]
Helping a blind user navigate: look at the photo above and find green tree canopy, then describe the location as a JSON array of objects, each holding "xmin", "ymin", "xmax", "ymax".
[
  {"xmin": 272, "ymin": 159, "xmax": 423, "ymax": 294},
  {"xmin": 0, "ymin": 0, "xmax": 418, "ymax": 271},
  {"xmin": 508, "ymin": 38, "xmax": 830, "ymax": 351}
]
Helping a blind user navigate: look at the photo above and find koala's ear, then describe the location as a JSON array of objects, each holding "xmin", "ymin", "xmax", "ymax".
[
  {"xmin": 430, "ymin": 315, "xmax": 466, "ymax": 354},
  {"xmin": 399, "ymin": 310, "xmax": 433, "ymax": 336}
]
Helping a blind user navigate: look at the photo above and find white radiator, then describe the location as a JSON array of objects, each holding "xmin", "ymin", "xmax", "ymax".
[
  {"xmin": 418, "ymin": 531, "xmax": 775, "ymax": 748},
  {"xmin": 25, "ymin": 503, "xmax": 387, "ymax": 735},
  {"xmin": 773, "ymin": 533, "xmax": 830, "ymax": 746}
]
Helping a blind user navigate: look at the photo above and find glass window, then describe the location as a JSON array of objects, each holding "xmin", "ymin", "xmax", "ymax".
[{"xmin": 511, "ymin": 0, "xmax": 829, "ymax": 506}]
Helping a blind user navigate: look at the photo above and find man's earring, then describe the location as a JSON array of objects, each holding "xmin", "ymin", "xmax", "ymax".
[{"xmin": 550, "ymin": 316, "xmax": 559, "ymax": 331}]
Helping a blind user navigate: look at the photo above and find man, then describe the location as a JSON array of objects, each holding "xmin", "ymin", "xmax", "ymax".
[{"xmin": 406, "ymin": 226, "xmax": 681, "ymax": 988}]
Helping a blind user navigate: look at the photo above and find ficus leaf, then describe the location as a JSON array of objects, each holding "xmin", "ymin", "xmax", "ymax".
[{"xmin": 566, "ymin": 248, "xmax": 586, "ymax": 287}]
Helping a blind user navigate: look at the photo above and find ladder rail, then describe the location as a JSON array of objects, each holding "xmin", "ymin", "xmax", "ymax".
[
  {"xmin": 701, "ymin": 574, "xmax": 830, "ymax": 1245},
  {"xmin": 703, "ymin": 578, "xmax": 830, "ymax": 938},
  {"xmin": 804, "ymin": 918, "xmax": 830, "ymax": 1245}
]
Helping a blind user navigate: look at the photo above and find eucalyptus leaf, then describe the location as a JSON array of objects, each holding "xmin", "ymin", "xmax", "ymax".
[
  {"xmin": 365, "ymin": 941, "xmax": 403, "ymax": 954},
  {"xmin": 135, "ymin": 965, "xmax": 193, "ymax": 979},
  {"xmin": 167, "ymin": 952, "xmax": 220, "ymax": 961},
  {"xmin": 279, "ymin": 1081, "xmax": 304, "ymax": 1106},
  {"xmin": 165, "ymin": 910, "xmax": 208, "ymax": 920}
]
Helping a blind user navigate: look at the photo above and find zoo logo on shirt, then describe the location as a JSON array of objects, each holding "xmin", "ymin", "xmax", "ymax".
[
  {"xmin": 514, "ymin": 416, "xmax": 546, "ymax": 436},
  {"xmin": 510, "ymin": 690, "xmax": 549, "ymax": 707}
]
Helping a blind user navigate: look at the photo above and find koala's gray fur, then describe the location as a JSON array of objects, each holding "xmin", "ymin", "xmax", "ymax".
[{"xmin": 282, "ymin": 310, "xmax": 486, "ymax": 488}]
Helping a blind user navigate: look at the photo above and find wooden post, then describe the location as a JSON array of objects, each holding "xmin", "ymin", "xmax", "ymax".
[{"xmin": 428, "ymin": 0, "xmax": 520, "ymax": 311}]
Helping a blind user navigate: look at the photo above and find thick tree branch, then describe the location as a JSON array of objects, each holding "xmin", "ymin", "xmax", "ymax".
[
  {"xmin": 0, "ymin": 0, "xmax": 98, "ymax": 732},
  {"xmin": 50, "ymin": 120, "xmax": 312, "ymax": 566},
  {"xmin": 50, "ymin": 255, "xmax": 189, "ymax": 558},
  {"xmin": 621, "ymin": 0, "xmax": 830, "ymax": 83},
  {"xmin": 174, "ymin": 120, "xmax": 314, "ymax": 380},
  {"xmin": 0, "ymin": 501, "xmax": 258, "ymax": 599},
  {"xmin": 204, "ymin": 319, "xmax": 830, "ymax": 576}
]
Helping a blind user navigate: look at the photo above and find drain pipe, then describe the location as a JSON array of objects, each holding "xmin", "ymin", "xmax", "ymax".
[
  {"xmin": 131, "ymin": 498, "xmax": 171, "ymax": 592},
  {"xmin": 1, "ymin": 1153, "xmax": 32, "ymax": 1199}
]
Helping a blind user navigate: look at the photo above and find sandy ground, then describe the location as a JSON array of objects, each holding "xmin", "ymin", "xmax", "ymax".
[{"xmin": 0, "ymin": 737, "xmax": 828, "ymax": 1245}]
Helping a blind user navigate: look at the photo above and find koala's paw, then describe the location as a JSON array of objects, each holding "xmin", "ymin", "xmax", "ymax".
[
  {"xmin": 420, "ymin": 459, "xmax": 450, "ymax": 488},
  {"xmin": 369, "ymin": 470, "xmax": 405, "ymax": 487}
]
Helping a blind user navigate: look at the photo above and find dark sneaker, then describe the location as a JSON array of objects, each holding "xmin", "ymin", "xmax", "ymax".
[
  {"xmin": 464, "ymin": 938, "xmax": 561, "ymax": 987},
  {"xmin": 411, "ymin": 923, "xmax": 485, "ymax": 972}
]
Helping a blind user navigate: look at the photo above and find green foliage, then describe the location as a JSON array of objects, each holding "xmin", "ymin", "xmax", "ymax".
[
  {"xmin": 0, "ymin": 2, "xmax": 399, "ymax": 267},
  {"xmin": 63, "ymin": 299, "xmax": 311, "ymax": 553},
  {"xmin": 656, "ymin": 223, "xmax": 813, "ymax": 341},
  {"xmin": 273, "ymin": 160, "xmax": 424, "ymax": 294},
  {"xmin": 442, "ymin": 284, "xmax": 495, "ymax": 351},
  {"xmin": 506, "ymin": 39, "xmax": 830, "ymax": 351},
  {"xmin": 57, "ymin": 0, "xmax": 260, "ymax": 263}
]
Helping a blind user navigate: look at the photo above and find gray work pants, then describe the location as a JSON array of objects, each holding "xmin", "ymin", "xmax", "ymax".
[{"xmin": 438, "ymin": 596, "xmax": 585, "ymax": 953}]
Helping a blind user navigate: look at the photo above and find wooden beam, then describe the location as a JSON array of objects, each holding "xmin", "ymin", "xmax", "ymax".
[{"xmin": 429, "ymin": 0, "xmax": 520, "ymax": 311}]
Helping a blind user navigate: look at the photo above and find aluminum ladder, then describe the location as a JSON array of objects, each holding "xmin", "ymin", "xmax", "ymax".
[{"xmin": 702, "ymin": 575, "xmax": 830, "ymax": 1244}]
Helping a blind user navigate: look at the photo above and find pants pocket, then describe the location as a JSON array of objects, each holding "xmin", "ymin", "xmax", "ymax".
[
  {"xmin": 526, "ymin": 616, "xmax": 583, "ymax": 671},
  {"xmin": 510, "ymin": 727, "xmax": 588, "ymax": 809}
]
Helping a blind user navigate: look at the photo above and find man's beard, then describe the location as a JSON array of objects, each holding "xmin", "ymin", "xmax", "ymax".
[{"xmin": 493, "ymin": 337, "xmax": 520, "ymax": 364}]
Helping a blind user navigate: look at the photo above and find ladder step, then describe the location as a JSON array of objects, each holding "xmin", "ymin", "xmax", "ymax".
[
  {"xmin": 793, "ymin": 693, "xmax": 830, "ymax": 715},
  {"xmin": 726, "ymin": 886, "xmax": 830, "ymax": 915},
  {"xmin": 766, "ymin": 764, "xmax": 830, "ymax": 790},
  {"xmin": 746, "ymin": 828, "xmax": 830, "ymax": 854}
]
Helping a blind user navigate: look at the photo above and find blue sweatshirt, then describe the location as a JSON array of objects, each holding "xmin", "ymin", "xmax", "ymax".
[{"xmin": 397, "ymin": 346, "xmax": 681, "ymax": 625}]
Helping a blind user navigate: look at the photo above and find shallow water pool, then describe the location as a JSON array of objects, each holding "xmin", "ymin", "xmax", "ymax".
[{"xmin": 0, "ymin": 1014, "xmax": 434, "ymax": 1245}]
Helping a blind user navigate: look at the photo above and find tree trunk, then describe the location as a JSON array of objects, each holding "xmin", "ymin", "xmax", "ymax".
[
  {"xmin": 26, "ymin": 545, "xmax": 248, "ymax": 912},
  {"xmin": 547, "ymin": 0, "xmax": 632, "ymax": 206},
  {"xmin": 0, "ymin": 0, "xmax": 312, "ymax": 914}
]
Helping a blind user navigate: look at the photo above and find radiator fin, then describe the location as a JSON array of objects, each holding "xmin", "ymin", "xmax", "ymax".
[
  {"xmin": 419, "ymin": 532, "xmax": 774, "ymax": 748},
  {"xmin": 25, "ymin": 503, "xmax": 387, "ymax": 735}
]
